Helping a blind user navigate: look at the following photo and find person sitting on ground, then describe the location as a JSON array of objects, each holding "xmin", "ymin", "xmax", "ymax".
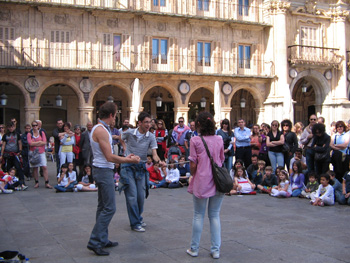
[
  {"xmin": 257, "ymin": 166, "xmax": 277, "ymax": 194},
  {"xmin": 246, "ymin": 154, "xmax": 259, "ymax": 181},
  {"xmin": 145, "ymin": 155, "xmax": 153, "ymax": 170},
  {"xmin": 166, "ymin": 142, "xmax": 182, "ymax": 162},
  {"xmin": 252, "ymin": 160, "xmax": 265, "ymax": 188},
  {"xmin": 339, "ymin": 170, "xmax": 350, "ymax": 205},
  {"xmin": 148, "ymin": 161, "xmax": 166, "ymax": 189},
  {"xmin": 75, "ymin": 164, "xmax": 97, "ymax": 192},
  {"xmin": 270, "ymin": 170, "xmax": 292, "ymax": 198},
  {"xmin": 327, "ymin": 170, "xmax": 343, "ymax": 204},
  {"xmin": 310, "ymin": 173, "xmax": 334, "ymax": 206},
  {"xmin": 299, "ymin": 172, "xmax": 319, "ymax": 199},
  {"xmin": 230, "ymin": 166, "xmax": 256, "ymax": 195},
  {"xmin": 2, "ymin": 168, "xmax": 28, "ymax": 191},
  {"xmin": 165, "ymin": 159, "xmax": 181, "ymax": 188},
  {"xmin": 230, "ymin": 159, "xmax": 248, "ymax": 179},
  {"xmin": 0, "ymin": 173, "xmax": 14, "ymax": 193},
  {"xmin": 55, "ymin": 163, "xmax": 74, "ymax": 192},
  {"xmin": 288, "ymin": 148, "xmax": 307, "ymax": 175},
  {"xmin": 289, "ymin": 160, "xmax": 305, "ymax": 197},
  {"xmin": 67, "ymin": 162, "xmax": 77, "ymax": 188},
  {"xmin": 178, "ymin": 155, "xmax": 190, "ymax": 186}
]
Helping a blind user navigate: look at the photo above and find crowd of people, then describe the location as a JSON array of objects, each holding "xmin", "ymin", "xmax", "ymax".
[{"xmin": 0, "ymin": 109, "xmax": 350, "ymax": 259}]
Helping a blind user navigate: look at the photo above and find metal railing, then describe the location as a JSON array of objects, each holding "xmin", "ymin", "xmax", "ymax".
[
  {"xmin": 0, "ymin": 45, "xmax": 270, "ymax": 77},
  {"xmin": 288, "ymin": 45, "xmax": 343, "ymax": 68},
  {"xmin": 3, "ymin": 0, "xmax": 264, "ymax": 23}
]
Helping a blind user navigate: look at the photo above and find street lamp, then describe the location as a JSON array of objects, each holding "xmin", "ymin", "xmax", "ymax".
[
  {"xmin": 0, "ymin": 93, "xmax": 8, "ymax": 106},
  {"xmin": 156, "ymin": 87, "xmax": 162, "ymax": 107},
  {"xmin": 240, "ymin": 98, "xmax": 246, "ymax": 108},
  {"xmin": 301, "ymin": 83, "xmax": 308, "ymax": 93},
  {"xmin": 107, "ymin": 87, "xmax": 114, "ymax": 103},
  {"xmin": 200, "ymin": 96, "xmax": 206, "ymax": 108},
  {"xmin": 56, "ymin": 88, "xmax": 62, "ymax": 107}
]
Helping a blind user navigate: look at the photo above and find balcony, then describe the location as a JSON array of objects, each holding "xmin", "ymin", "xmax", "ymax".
[
  {"xmin": 288, "ymin": 45, "xmax": 343, "ymax": 69},
  {"xmin": 3, "ymin": 0, "xmax": 265, "ymax": 24},
  {"xmin": 0, "ymin": 45, "xmax": 271, "ymax": 77}
]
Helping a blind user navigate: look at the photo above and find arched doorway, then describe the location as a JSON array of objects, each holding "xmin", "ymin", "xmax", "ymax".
[
  {"xmin": 230, "ymin": 89, "xmax": 256, "ymax": 128},
  {"xmin": 142, "ymin": 86, "xmax": 174, "ymax": 130},
  {"xmin": 93, "ymin": 85, "xmax": 129, "ymax": 128},
  {"xmin": 188, "ymin": 87, "xmax": 214, "ymax": 122},
  {"xmin": 292, "ymin": 78, "xmax": 316, "ymax": 126},
  {"xmin": 40, "ymin": 84, "xmax": 79, "ymax": 134},
  {"xmin": 0, "ymin": 82, "xmax": 25, "ymax": 128}
]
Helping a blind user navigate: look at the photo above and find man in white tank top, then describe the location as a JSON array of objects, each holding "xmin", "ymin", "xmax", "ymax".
[{"xmin": 87, "ymin": 102, "xmax": 140, "ymax": 256}]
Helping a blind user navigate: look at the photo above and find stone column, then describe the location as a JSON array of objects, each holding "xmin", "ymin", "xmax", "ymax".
[
  {"xmin": 174, "ymin": 107, "xmax": 190, "ymax": 125},
  {"xmin": 78, "ymin": 106, "xmax": 94, "ymax": 126},
  {"xmin": 221, "ymin": 107, "xmax": 232, "ymax": 121},
  {"xmin": 25, "ymin": 106, "xmax": 41, "ymax": 124},
  {"xmin": 254, "ymin": 107, "xmax": 265, "ymax": 125}
]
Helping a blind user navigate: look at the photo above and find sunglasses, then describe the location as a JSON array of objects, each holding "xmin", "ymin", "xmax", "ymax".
[
  {"xmin": 310, "ymin": 118, "xmax": 316, "ymax": 121},
  {"xmin": 272, "ymin": 124, "xmax": 278, "ymax": 127},
  {"xmin": 158, "ymin": 123, "xmax": 163, "ymax": 125},
  {"xmin": 32, "ymin": 124, "xmax": 38, "ymax": 127},
  {"xmin": 179, "ymin": 121, "xmax": 184, "ymax": 123}
]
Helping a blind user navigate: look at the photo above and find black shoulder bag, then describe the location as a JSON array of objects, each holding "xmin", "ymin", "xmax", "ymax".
[{"xmin": 200, "ymin": 136, "xmax": 233, "ymax": 193}]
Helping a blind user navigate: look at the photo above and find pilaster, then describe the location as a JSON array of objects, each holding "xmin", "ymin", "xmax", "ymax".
[{"xmin": 78, "ymin": 106, "xmax": 95, "ymax": 126}]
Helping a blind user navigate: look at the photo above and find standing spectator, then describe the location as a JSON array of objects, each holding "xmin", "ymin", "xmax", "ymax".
[
  {"xmin": 171, "ymin": 117, "xmax": 190, "ymax": 147},
  {"xmin": 0, "ymin": 123, "xmax": 5, "ymax": 155},
  {"xmin": 151, "ymin": 118, "xmax": 158, "ymax": 131},
  {"xmin": 330, "ymin": 121, "xmax": 350, "ymax": 182},
  {"xmin": 217, "ymin": 119, "xmax": 234, "ymax": 171},
  {"xmin": 300, "ymin": 114, "xmax": 317, "ymax": 173},
  {"xmin": 155, "ymin": 119, "xmax": 168, "ymax": 161},
  {"xmin": 234, "ymin": 118, "xmax": 252, "ymax": 168},
  {"xmin": 80, "ymin": 122, "xmax": 93, "ymax": 165},
  {"xmin": 21, "ymin": 124, "xmax": 32, "ymax": 180},
  {"xmin": 184, "ymin": 121, "xmax": 198, "ymax": 158},
  {"xmin": 311, "ymin": 124, "xmax": 330, "ymax": 175},
  {"xmin": 0, "ymin": 121, "xmax": 25, "ymax": 187},
  {"xmin": 11, "ymin": 118, "xmax": 21, "ymax": 135},
  {"xmin": 266, "ymin": 120, "xmax": 285, "ymax": 174},
  {"xmin": 186, "ymin": 112, "xmax": 225, "ymax": 259},
  {"xmin": 52, "ymin": 118, "xmax": 65, "ymax": 173},
  {"xmin": 281, "ymin": 119, "xmax": 298, "ymax": 169},
  {"xmin": 27, "ymin": 121, "xmax": 53, "ymax": 189},
  {"xmin": 36, "ymin": 120, "xmax": 48, "ymax": 145},
  {"xmin": 73, "ymin": 125, "xmax": 83, "ymax": 175},
  {"xmin": 118, "ymin": 118, "xmax": 129, "ymax": 134},
  {"xmin": 259, "ymin": 123, "xmax": 270, "ymax": 166},
  {"xmin": 59, "ymin": 122, "xmax": 75, "ymax": 167},
  {"xmin": 250, "ymin": 124, "xmax": 261, "ymax": 156},
  {"xmin": 292, "ymin": 122, "xmax": 304, "ymax": 148},
  {"xmin": 120, "ymin": 111, "xmax": 163, "ymax": 232}
]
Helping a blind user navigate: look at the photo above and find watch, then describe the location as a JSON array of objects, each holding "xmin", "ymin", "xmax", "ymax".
[
  {"xmin": 178, "ymin": 81, "xmax": 190, "ymax": 95},
  {"xmin": 222, "ymin": 83, "xmax": 232, "ymax": 95}
]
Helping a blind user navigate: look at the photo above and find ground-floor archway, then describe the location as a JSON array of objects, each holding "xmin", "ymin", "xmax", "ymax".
[
  {"xmin": 0, "ymin": 82, "xmax": 25, "ymax": 127},
  {"xmin": 230, "ymin": 89, "xmax": 256, "ymax": 127},
  {"xmin": 188, "ymin": 87, "xmax": 214, "ymax": 122}
]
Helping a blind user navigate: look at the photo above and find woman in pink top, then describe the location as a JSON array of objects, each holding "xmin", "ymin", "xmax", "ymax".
[
  {"xmin": 186, "ymin": 112, "xmax": 225, "ymax": 260},
  {"xmin": 27, "ymin": 121, "xmax": 52, "ymax": 189}
]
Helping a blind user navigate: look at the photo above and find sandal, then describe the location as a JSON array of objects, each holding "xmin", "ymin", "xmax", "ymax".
[
  {"xmin": 45, "ymin": 184, "xmax": 53, "ymax": 189},
  {"xmin": 34, "ymin": 183, "xmax": 39, "ymax": 188}
]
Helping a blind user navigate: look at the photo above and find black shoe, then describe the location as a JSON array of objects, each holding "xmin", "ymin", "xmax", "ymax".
[
  {"xmin": 87, "ymin": 246, "xmax": 110, "ymax": 256},
  {"xmin": 105, "ymin": 241, "xmax": 119, "ymax": 248}
]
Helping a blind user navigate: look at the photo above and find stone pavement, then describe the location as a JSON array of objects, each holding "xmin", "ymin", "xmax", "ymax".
[{"xmin": 0, "ymin": 161, "xmax": 349, "ymax": 263}]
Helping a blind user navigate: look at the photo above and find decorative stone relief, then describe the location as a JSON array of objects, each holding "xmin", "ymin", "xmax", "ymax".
[
  {"xmin": 266, "ymin": 1, "xmax": 291, "ymax": 15},
  {"xmin": 0, "ymin": 10, "xmax": 11, "ymax": 21},
  {"xmin": 25, "ymin": 77, "xmax": 39, "ymax": 93},
  {"xmin": 201, "ymin": 26, "xmax": 210, "ymax": 36},
  {"xmin": 107, "ymin": 19, "xmax": 119, "ymax": 28},
  {"xmin": 55, "ymin": 14, "xmax": 68, "ymax": 25},
  {"xmin": 305, "ymin": 1, "xmax": 317, "ymax": 14},
  {"xmin": 242, "ymin": 30, "xmax": 252, "ymax": 39},
  {"xmin": 157, "ymin": 22, "xmax": 166, "ymax": 31}
]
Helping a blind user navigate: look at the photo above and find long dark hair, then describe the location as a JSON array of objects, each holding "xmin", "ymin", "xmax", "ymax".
[
  {"xmin": 195, "ymin": 112, "xmax": 215, "ymax": 136},
  {"xmin": 220, "ymin": 119, "xmax": 232, "ymax": 136}
]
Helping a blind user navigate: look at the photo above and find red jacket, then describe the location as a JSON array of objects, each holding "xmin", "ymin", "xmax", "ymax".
[{"xmin": 147, "ymin": 166, "xmax": 163, "ymax": 182}]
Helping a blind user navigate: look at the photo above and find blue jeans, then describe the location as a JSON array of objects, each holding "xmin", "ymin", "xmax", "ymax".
[
  {"xmin": 149, "ymin": 179, "xmax": 166, "ymax": 188},
  {"xmin": 120, "ymin": 163, "xmax": 147, "ymax": 228},
  {"xmin": 224, "ymin": 155, "xmax": 233, "ymax": 172},
  {"xmin": 268, "ymin": 151, "xmax": 284, "ymax": 174},
  {"xmin": 54, "ymin": 182, "xmax": 75, "ymax": 192},
  {"xmin": 291, "ymin": 188, "xmax": 302, "ymax": 197},
  {"xmin": 190, "ymin": 192, "xmax": 224, "ymax": 253},
  {"xmin": 305, "ymin": 148, "xmax": 315, "ymax": 173},
  {"xmin": 88, "ymin": 167, "xmax": 116, "ymax": 248}
]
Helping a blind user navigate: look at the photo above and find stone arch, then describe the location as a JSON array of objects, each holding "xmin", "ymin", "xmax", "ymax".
[
  {"xmin": 184, "ymin": 82, "xmax": 214, "ymax": 105},
  {"xmin": 229, "ymin": 83, "xmax": 264, "ymax": 109},
  {"xmin": 0, "ymin": 77, "xmax": 30, "ymax": 105},
  {"xmin": 37, "ymin": 78, "xmax": 83, "ymax": 106},
  {"xmin": 142, "ymin": 80, "xmax": 179, "ymax": 108},
  {"xmin": 290, "ymin": 69, "xmax": 331, "ymax": 105},
  {"xmin": 92, "ymin": 80, "xmax": 132, "ymax": 104}
]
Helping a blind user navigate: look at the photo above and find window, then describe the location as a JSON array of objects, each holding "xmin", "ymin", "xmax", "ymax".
[
  {"xmin": 51, "ymin": 31, "xmax": 70, "ymax": 43},
  {"xmin": 113, "ymin": 35, "xmax": 121, "ymax": 62},
  {"xmin": 197, "ymin": 41, "xmax": 211, "ymax": 66},
  {"xmin": 300, "ymin": 26, "xmax": 317, "ymax": 47},
  {"xmin": 239, "ymin": 0, "xmax": 249, "ymax": 16},
  {"xmin": 198, "ymin": 0, "xmax": 209, "ymax": 11},
  {"xmin": 153, "ymin": 0, "xmax": 165, "ymax": 7},
  {"xmin": 238, "ymin": 45, "xmax": 251, "ymax": 69},
  {"xmin": 152, "ymin": 38, "xmax": 168, "ymax": 64},
  {"xmin": 0, "ymin": 27, "xmax": 15, "ymax": 42}
]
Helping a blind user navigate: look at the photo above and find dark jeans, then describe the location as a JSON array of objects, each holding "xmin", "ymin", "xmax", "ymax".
[
  {"xmin": 21, "ymin": 152, "xmax": 31, "ymax": 179},
  {"xmin": 331, "ymin": 150, "xmax": 349, "ymax": 182},
  {"xmin": 305, "ymin": 148, "xmax": 315, "ymax": 174},
  {"xmin": 235, "ymin": 146, "xmax": 252, "ymax": 168},
  {"xmin": 88, "ymin": 167, "xmax": 116, "ymax": 248}
]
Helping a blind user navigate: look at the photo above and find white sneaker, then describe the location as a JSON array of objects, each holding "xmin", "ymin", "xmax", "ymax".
[
  {"xmin": 132, "ymin": 226, "xmax": 145, "ymax": 232},
  {"xmin": 211, "ymin": 251, "xmax": 220, "ymax": 259},
  {"xmin": 3, "ymin": 189, "xmax": 13, "ymax": 194},
  {"xmin": 186, "ymin": 249, "xmax": 198, "ymax": 257}
]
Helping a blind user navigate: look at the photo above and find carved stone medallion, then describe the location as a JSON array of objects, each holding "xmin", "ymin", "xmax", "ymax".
[{"xmin": 25, "ymin": 77, "xmax": 39, "ymax": 93}]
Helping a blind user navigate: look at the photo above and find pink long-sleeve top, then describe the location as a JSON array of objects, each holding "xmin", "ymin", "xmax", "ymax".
[
  {"xmin": 188, "ymin": 135, "xmax": 225, "ymax": 198},
  {"xmin": 27, "ymin": 131, "xmax": 47, "ymax": 154}
]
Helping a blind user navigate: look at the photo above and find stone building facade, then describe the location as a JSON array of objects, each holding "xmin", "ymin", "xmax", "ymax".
[{"xmin": 0, "ymin": 0, "xmax": 349, "ymax": 133}]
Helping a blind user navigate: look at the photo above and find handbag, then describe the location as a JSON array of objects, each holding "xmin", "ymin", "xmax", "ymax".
[
  {"xmin": 200, "ymin": 136, "xmax": 233, "ymax": 193},
  {"xmin": 282, "ymin": 143, "xmax": 290, "ymax": 153},
  {"xmin": 314, "ymin": 151, "xmax": 328, "ymax": 161},
  {"xmin": 29, "ymin": 148, "xmax": 41, "ymax": 166}
]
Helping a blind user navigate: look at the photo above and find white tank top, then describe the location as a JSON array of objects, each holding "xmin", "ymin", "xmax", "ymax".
[{"xmin": 90, "ymin": 124, "xmax": 114, "ymax": 169}]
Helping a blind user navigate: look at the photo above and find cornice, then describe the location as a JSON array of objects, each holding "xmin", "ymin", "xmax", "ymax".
[{"xmin": 265, "ymin": 1, "xmax": 291, "ymax": 15}]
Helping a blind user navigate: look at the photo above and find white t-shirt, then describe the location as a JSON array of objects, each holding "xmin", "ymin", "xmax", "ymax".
[
  {"xmin": 68, "ymin": 171, "xmax": 77, "ymax": 182},
  {"xmin": 57, "ymin": 173, "xmax": 69, "ymax": 186}
]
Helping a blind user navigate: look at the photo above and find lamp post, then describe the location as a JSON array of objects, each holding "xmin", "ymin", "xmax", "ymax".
[
  {"xmin": 200, "ymin": 96, "xmax": 206, "ymax": 108},
  {"xmin": 240, "ymin": 98, "xmax": 246, "ymax": 108},
  {"xmin": 56, "ymin": 88, "xmax": 62, "ymax": 107},
  {"xmin": 0, "ymin": 93, "xmax": 8, "ymax": 106},
  {"xmin": 156, "ymin": 87, "xmax": 162, "ymax": 107},
  {"xmin": 301, "ymin": 83, "xmax": 308, "ymax": 93}
]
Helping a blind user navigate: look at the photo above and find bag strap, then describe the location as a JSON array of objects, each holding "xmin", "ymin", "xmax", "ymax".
[{"xmin": 200, "ymin": 136, "xmax": 214, "ymax": 165}]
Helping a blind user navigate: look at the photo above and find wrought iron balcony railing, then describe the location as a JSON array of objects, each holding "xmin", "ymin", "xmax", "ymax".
[
  {"xmin": 3, "ymin": 0, "xmax": 264, "ymax": 23},
  {"xmin": 288, "ymin": 45, "xmax": 343, "ymax": 69},
  {"xmin": 0, "ymin": 45, "xmax": 271, "ymax": 77}
]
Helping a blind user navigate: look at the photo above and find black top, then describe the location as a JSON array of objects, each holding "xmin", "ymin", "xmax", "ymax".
[
  {"xmin": 267, "ymin": 130, "xmax": 283, "ymax": 153},
  {"xmin": 284, "ymin": 131, "xmax": 298, "ymax": 154},
  {"xmin": 311, "ymin": 133, "xmax": 331, "ymax": 160}
]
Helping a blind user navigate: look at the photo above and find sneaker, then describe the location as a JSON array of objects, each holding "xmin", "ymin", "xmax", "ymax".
[
  {"xmin": 0, "ymin": 189, "xmax": 2, "ymax": 193},
  {"xmin": 186, "ymin": 249, "xmax": 198, "ymax": 257},
  {"xmin": 211, "ymin": 251, "xmax": 220, "ymax": 259},
  {"xmin": 132, "ymin": 226, "xmax": 145, "ymax": 232},
  {"xmin": 3, "ymin": 189, "xmax": 13, "ymax": 194},
  {"xmin": 22, "ymin": 185, "xmax": 28, "ymax": 191},
  {"xmin": 141, "ymin": 221, "xmax": 147, "ymax": 227},
  {"xmin": 150, "ymin": 185, "xmax": 156, "ymax": 189}
]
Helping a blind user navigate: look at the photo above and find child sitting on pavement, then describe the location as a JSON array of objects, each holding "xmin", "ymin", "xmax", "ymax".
[
  {"xmin": 257, "ymin": 166, "xmax": 277, "ymax": 194},
  {"xmin": 165, "ymin": 159, "xmax": 181, "ymax": 188},
  {"xmin": 55, "ymin": 163, "xmax": 74, "ymax": 192},
  {"xmin": 75, "ymin": 164, "xmax": 97, "ymax": 192},
  {"xmin": 299, "ymin": 172, "xmax": 319, "ymax": 199},
  {"xmin": 252, "ymin": 160, "xmax": 265, "ymax": 188},
  {"xmin": 0, "ymin": 170, "xmax": 14, "ymax": 193},
  {"xmin": 177, "ymin": 155, "xmax": 190, "ymax": 186},
  {"xmin": 310, "ymin": 173, "xmax": 334, "ymax": 206},
  {"xmin": 148, "ymin": 161, "xmax": 166, "ymax": 189},
  {"xmin": 231, "ymin": 167, "xmax": 256, "ymax": 195},
  {"xmin": 338, "ymin": 171, "xmax": 350, "ymax": 205},
  {"xmin": 270, "ymin": 170, "xmax": 292, "ymax": 197}
]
